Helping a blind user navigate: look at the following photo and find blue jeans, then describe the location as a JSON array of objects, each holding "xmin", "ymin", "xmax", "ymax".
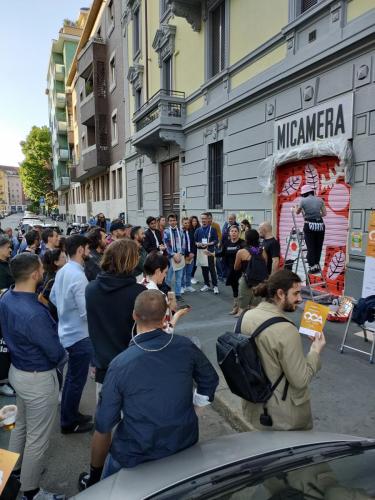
[
  {"xmin": 182, "ymin": 261, "xmax": 194, "ymax": 288},
  {"xmin": 61, "ymin": 337, "xmax": 93, "ymax": 427},
  {"xmin": 166, "ymin": 262, "xmax": 183, "ymax": 296},
  {"xmin": 102, "ymin": 453, "xmax": 122, "ymax": 479}
]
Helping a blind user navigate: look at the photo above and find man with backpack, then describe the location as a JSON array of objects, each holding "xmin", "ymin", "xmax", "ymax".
[{"xmin": 219, "ymin": 270, "xmax": 325, "ymax": 431}]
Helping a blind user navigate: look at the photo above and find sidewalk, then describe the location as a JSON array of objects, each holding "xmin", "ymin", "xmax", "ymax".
[{"xmin": 175, "ymin": 274, "xmax": 375, "ymax": 438}]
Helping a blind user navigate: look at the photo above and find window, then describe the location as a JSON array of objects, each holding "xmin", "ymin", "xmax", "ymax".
[
  {"xmin": 81, "ymin": 133, "xmax": 86, "ymax": 150},
  {"xmin": 135, "ymin": 88, "xmax": 142, "ymax": 111},
  {"xmin": 85, "ymin": 69, "xmax": 94, "ymax": 97},
  {"xmin": 108, "ymin": 0, "xmax": 114, "ymax": 26},
  {"xmin": 118, "ymin": 168, "xmax": 123, "ymax": 198},
  {"xmin": 112, "ymin": 170, "xmax": 117, "ymax": 199},
  {"xmin": 133, "ymin": 7, "xmax": 141, "ymax": 56},
  {"xmin": 208, "ymin": 140, "xmax": 224, "ymax": 210},
  {"xmin": 137, "ymin": 169, "xmax": 143, "ymax": 210},
  {"xmin": 111, "ymin": 110, "xmax": 118, "ymax": 145},
  {"xmin": 301, "ymin": 0, "xmax": 318, "ymax": 13},
  {"xmin": 163, "ymin": 57, "xmax": 172, "ymax": 92},
  {"xmin": 109, "ymin": 54, "xmax": 116, "ymax": 89},
  {"xmin": 210, "ymin": 1, "xmax": 226, "ymax": 77}
]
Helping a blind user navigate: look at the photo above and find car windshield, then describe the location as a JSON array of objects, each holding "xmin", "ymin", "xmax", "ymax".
[{"xmin": 151, "ymin": 441, "xmax": 375, "ymax": 500}]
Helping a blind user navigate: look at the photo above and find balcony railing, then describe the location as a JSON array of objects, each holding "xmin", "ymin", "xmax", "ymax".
[
  {"xmin": 55, "ymin": 64, "xmax": 65, "ymax": 81},
  {"xmin": 132, "ymin": 90, "xmax": 186, "ymax": 156},
  {"xmin": 55, "ymin": 92, "xmax": 66, "ymax": 108},
  {"xmin": 55, "ymin": 176, "xmax": 70, "ymax": 191},
  {"xmin": 56, "ymin": 120, "xmax": 67, "ymax": 134}
]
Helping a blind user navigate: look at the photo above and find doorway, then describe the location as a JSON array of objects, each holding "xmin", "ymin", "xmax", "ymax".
[
  {"xmin": 276, "ymin": 156, "xmax": 351, "ymax": 296},
  {"xmin": 161, "ymin": 158, "xmax": 180, "ymax": 218}
]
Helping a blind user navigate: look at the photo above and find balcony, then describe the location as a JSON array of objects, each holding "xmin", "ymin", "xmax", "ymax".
[
  {"xmin": 55, "ymin": 176, "xmax": 70, "ymax": 191},
  {"xmin": 58, "ymin": 148, "xmax": 69, "ymax": 161},
  {"xmin": 82, "ymin": 143, "xmax": 109, "ymax": 174},
  {"xmin": 55, "ymin": 64, "xmax": 65, "ymax": 81},
  {"xmin": 167, "ymin": 0, "xmax": 203, "ymax": 31},
  {"xmin": 132, "ymin": 89, "xmax": 186, "ymax": 158},
  {"xmin": 56, "ymin": 120, "xmax": 67, "ymax": 134},
  {"xmin": 55, "ymin": 92, "xmax": 66, "ymax": 108}
]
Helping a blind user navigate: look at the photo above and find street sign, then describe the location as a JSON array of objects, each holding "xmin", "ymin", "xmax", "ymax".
[{"xmin": 39, "ymin": 197, "xmax": 45, "ymax": 205}]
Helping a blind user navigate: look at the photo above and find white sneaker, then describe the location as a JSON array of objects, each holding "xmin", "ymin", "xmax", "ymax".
[
  {"xmin": 0, "ymin": 384, "xmax": 15, "ymax": 396},
  {"xmin": 180, "ymin": 287, "xmax": 185, "ymax": 294},
  {"xmin": 186, "ymin": 286, "xmax": 196, "ymax": 292},
  {"xmin": 191, "ymin": 278, "xmax": 198, "ymax": 284},
  {"xmin": 213, "ymin": 286, "xmax": 219, "ymax": 294},
  {"xmin": 200, "ymin": 285, "xmax": 210, "ymax": 292}
]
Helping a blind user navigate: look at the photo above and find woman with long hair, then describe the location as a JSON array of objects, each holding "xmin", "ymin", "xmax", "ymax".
[
  {"xmin": 222, "ymin": 225, "xmax": 244, "ymax": 315},
  {"xmin": 40, "ymin": 248, "xmax": 67, "ymax": 320},
  {"xmin": 239, "ymin": 219, "xmax": 252, "ymax": 241},
  {"xmin": 189, "ymin": 215, "xmax": 201, "ymax": 284},
  {"xmin": 234, "ymin": 229, "xmax": 268, "ymax": 317},
  {"xmin": 85, "ymin": 239, "xmax": 145, "ymax": 390}
]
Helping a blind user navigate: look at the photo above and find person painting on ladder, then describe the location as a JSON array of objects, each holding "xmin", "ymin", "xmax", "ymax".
[{"xmin": 294, "ymin": 185, "xmax": 327, "ymax": 275}]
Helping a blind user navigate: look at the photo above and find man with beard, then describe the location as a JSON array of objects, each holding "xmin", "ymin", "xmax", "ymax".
[
  {"xmin": 0, "ymin": 254, "xmax": 66, "ymax": 499},
  {"xmin": 50, "ymin": 235, "xmax": 94, "ymax": 434},
  {"xmin": 239, "ymin": 269, "xmax": 326, "ymax": 431},
  {"xmin": 131, "ymin": 226, "xmax": 147, "ymax": 279},
  {"xmin": 85, "ymin": 228, "xmax": 107, "ymax": 281}
]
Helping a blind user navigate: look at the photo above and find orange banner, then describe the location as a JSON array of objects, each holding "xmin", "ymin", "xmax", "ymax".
[
  {"xmin": 366, "ymin": 211, "xmax": 375, "ymax": 258},
  {"xmin": 299, "ymin": 300, "xmax": 330, "ymax": 337},
  {"xmin": 0, "ymin": 449, "xmax": 19, "ymax": 494}
]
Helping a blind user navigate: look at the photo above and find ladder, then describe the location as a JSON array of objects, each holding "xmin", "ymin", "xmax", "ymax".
[{"xmin": 284, "ymin": 209, "xmax": 330, "ymax": 302}]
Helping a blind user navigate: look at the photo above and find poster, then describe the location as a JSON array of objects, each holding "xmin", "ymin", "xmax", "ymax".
[
  {"xmin": 350, "ymin": 231, "xmax": 363, "ymax": 253},
  {"xmin": 362, "ymin": 212, "xmax": 375, "ymax": 298},
  {"xmin": 299, "ymin": 300, "xmax": 330, "ymax": 337},
  {"xmin": 0, "ymin": 449, "xmax": 19, "ymax": 494}
]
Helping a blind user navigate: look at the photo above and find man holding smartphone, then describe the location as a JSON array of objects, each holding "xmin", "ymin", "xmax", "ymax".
[{"xmin": 195, "ymin": 212, "xmax": 219, "ymax": 294}]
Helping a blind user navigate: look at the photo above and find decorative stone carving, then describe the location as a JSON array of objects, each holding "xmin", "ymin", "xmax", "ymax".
[
  {"xmin": 127, "ymin": 64, "xmax": 144, "ymax": 95},
  {"xmin": 152, "ymin": 24, "xmax": 176, "ymax": 67},
  {"xmin": 167, "ymin": 0, "xmax": 202, "ymax": 32},
  {"xmin": 357, "ymin": 64, "xmax": 369, "ymax": 81},
  {"xmin": 204, "ymin": 118, "xmax": 228, "ymax": 139},
  {"xmin": 303, "ymin": 85, "xmax": 314, "ymax": 102},
  {"xmin": 330, "ymin": 2, "xmax": 341, "ymax": 23},
  {"xmin": 267, "ymin": 103, "xmax": 275, "ymax": 116},
  {"xmin": 286, "ymin": 33, "xmax": 294, "ymax": 51}
]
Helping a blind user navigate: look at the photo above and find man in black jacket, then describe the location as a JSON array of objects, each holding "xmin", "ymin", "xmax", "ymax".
[
  {"xmin": 0, "ymin": 235, "xmax": 13, "ymax": 290},
  {"xmin": 143, "ymin": 216, "xmax": 165, "ymax": 253},
  {"xmin": 85, "ymin": 239, "xmax": 145, "ymax": 392},
  {"xmin": 85, "ymin": 228, "xmax": 107, "ymax": 281}
]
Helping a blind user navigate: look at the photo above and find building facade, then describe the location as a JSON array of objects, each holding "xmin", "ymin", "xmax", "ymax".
[
  {"xmin": 0, "ymin": 166, "xmax": 27, "ymax": 213},
  {"xmin": 64, "ymin": 0, "xmax": 126, "ymax": 223},
  {"xmin": 120, "ymin": 0, "xmax": 375, "ymax": 297},
  {"xmin": 47, "ymin": 9, "xmax": 89, "ymax": 218}
]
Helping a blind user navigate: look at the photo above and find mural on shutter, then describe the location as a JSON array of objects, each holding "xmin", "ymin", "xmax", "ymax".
[{"xmin": 276, "ymin": 156, "xmax": 350, "ymax": 296}]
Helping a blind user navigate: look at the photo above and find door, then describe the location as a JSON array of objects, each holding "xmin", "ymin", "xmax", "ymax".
[
  {"xmin": 276, "ymin": 157, "xmax": 351, "ymax": 296},
  {"xmin": 161, "ymin": 158, "xmax": 180, "ymax": 217}
]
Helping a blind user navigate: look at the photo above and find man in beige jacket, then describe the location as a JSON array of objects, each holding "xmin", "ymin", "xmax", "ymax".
[{"xmin": 241, "ymin": 269, "xmax": 326, "ymax": 431}]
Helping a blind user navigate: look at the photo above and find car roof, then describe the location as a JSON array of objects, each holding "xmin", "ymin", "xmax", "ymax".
[{"xmin": 72, "ymin": 431, "xmax": 372, "ymax": 500}]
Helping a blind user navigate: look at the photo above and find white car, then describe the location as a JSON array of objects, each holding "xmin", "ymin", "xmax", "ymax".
[{"xmin": 72, "ymin": 431, "xmax": 375, "ymax": 499}]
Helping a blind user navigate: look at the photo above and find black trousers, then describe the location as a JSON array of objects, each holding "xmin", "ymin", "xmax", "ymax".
[
  {"xmin": 202, "ymin": 255, "xmax": 218, "ymax": 287},
  {"xmin": 303, "ymin": 222, "xmax": 325, "ymax": 267}
]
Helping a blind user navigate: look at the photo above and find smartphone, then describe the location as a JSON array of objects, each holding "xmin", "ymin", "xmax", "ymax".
[{"xmin": 179, "ymin": 304, "xmax": 191, "ymax": 310}]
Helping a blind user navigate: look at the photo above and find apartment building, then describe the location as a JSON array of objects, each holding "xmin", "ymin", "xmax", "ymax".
[
  {"xmin": 120, "ymin": 0, "xmax": 375, "ymax": 297},
  {"xmin": 65, "ymin": 0, "xmax": 126, "ymax": 223},
  {"xmin": 46, "ymin": 9, "xmax": 89, "ymax": 218},
  {"xmin": 0, "ymin": 166, "xmax": 27, "ymax": 213}
]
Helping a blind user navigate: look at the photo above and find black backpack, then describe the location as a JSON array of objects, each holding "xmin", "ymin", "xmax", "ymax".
[
  {"xmin": 244, "ymin": 249, "xmax": 268, "ymax": 287},
  {"xmin": 216, "ymin": 313, "xmax": 290, "ymax": 404}
]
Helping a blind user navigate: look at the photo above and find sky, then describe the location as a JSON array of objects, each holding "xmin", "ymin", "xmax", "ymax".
[{"xmin": 0, "ymin": 0, "xmax": 88, "ymax": 167}]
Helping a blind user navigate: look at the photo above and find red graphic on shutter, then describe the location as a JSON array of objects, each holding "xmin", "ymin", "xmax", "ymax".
[{"xmin": 276, "ymin": 157, "xmax": 350, "ymax": 296}]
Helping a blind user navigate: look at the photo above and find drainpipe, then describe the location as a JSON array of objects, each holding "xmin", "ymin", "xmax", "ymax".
[{"xmin": 145, "ymin": 0, "xmax": 149, "ymax": 101}]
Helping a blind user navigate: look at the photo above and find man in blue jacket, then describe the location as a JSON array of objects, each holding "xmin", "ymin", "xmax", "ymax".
[
  {"xmin": 195, "ymin": 212, "xmax": 219, "ymax": 294},
  {"xmin": 0, "ymin": 253, "xmax": 67, "ymax": 500},
  {"xmin": 79, "ymin": 289, "xmax": 219, "ymax": 490},
  {"xmin": 163, "ymin": 213, "xmax": 185, "ymax": 301}
]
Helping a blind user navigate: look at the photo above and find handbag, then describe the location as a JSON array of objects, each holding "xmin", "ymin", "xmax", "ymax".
[{"xmin": 38, "ymin": 278, "xmax": 54, "ymax": 307}]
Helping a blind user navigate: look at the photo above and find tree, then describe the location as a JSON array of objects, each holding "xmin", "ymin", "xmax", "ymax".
[{"xmin": 19, "ymin": 126, "xmax": 54, "ymax": 205}]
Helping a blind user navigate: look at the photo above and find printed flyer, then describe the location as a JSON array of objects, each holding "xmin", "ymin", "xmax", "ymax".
[{"xmin": 299, "ymin": 300, "xmax": 330, "ymax": 337}]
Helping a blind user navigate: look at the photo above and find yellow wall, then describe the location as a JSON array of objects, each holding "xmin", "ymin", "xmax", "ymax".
[
  {"xmin": 231, "ymin": 43, "xmax": 286, "ymax": 90},
  {"xmin": 187, "ymin": 95, "xmax": 205, "ymax": 116},
  {"xmin": 230, "ymin": 0, "xmax": 289, "ymax": 65},
  {"xmin": 347, "ymin": 0, "xmax": 375, "ymax": 22},
  {"xmin": 90, "ymin": 1, "xmax": 106, "ymax": 37},
  {"xmin": 172, "ymin": 17, "xmax": 204, "ymax": 97},
  {"xmin": 146, "ymin": 0, "xmax": 161, "ymax": 97}
]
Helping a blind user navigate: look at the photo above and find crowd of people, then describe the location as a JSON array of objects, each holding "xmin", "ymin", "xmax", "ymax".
[{"xmin": 0, "ymin": 208, "xmax": 327, "ymax": 500}]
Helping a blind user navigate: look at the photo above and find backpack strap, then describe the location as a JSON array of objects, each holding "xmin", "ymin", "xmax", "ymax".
[{"xmin": 234, "ymin": 310, "xmax": 248, "ymax": 334}]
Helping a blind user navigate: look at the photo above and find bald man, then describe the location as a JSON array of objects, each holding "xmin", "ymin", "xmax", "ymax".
[{"xmin": 259, "ymin": 222, "xmax": 280, "ymax": 275}]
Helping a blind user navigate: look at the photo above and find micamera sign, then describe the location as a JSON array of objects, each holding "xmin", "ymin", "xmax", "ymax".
[{"xmin": 275, "ymin": 94, "xmax": 353, "ymax": 153}]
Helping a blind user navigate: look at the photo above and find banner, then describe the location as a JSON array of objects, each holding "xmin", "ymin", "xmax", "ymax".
[
  {"xmin": 362, "ymin": 211, "xmax": 375, "ymax": 298},
  {"xmin": 299, "ymin": 300, "xmax": 329, "ymax": 337},
  {"xmin": 0, "ymin": 449, "xmax": 19, "ymax": 494}
]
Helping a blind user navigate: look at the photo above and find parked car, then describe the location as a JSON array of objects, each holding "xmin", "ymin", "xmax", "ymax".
[
  {"xmin": 41, "ymin": 224, "xmax": 64, "ymax": 235},
  {"xmin": 72, "ymin": 431, "xmax": 375, "ymax": 499}
]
